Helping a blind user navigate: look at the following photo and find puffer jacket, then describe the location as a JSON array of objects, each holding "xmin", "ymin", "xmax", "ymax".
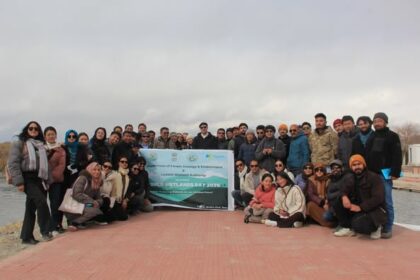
[
  {"xmin": 255, "ymin": 137, "xmax": 286, "ymax": 173},
  {"xmin": 47, "ymin": 145, "xmax": 66, "ymax": 183},
  {"xmin": 273, "ymin": 184, "xmax": 306, "ymax": 217},
  {"xmin": 308, "ymin": 126, "xmax": 338, "ymax": 165},
  {"xmin": 287, "ymin": 131, "xmax": 310, "ymax": 171}
]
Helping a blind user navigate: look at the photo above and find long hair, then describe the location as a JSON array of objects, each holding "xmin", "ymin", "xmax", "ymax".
[{"xmin": 18, "ymin": 121, "xmax": 45, "ymax": 142}]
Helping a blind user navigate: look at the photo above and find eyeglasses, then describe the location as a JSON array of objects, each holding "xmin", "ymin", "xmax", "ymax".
[
  {"xmin": 67, "ymin": 134, "xmax": 76, "ymax": 139},
  {"xmin": 275, "ymin": 164, "xmax": 283, "ymax": 167},
  {"xmin": 28, "ymin": 126, "xmax": 39, "ymax": 132},
  {"xmin": 250, "ymin": 164, "xmax": 258, "ymax": 167},
  {"xmin": 103, "ymin": 165, "xmax": 112, "ymax": 169},
  {"xmin": 235, "ymin": 163, "xmax": 243, "ymax": 168},
  {"xmin": 120, "ymin": 160, "xmax": 128, "ymax": 164}
]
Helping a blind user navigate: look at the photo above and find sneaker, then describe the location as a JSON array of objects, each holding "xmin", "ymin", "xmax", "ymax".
[
  {"xmin": 94, "ymin": 221, "xmax": 108, "ymax": 226},
  {"xmin": 264, "ymin": 220, "xmax": 278, "ymax": 227},
  {"xmin": 370, "ymin": 226, "xmax": 382, "ymax": 240},
  {"xmin": 41, "ymin": 233, "xmax": 53, "ymax": 242},
  {"xmin": 293, "ymin": 221, "xmax": 303, "ymax": 228},
  {"xmin": 333, "ymin": 225, "xmax": 343, "ymax": 233},
  {"xmin": 381, "ymin": 230, "xmax": 392, "ymax": 239},
  {"xmin": 52, "ymin": 230, "xmax": 59, "ymax": 237},
  {"xmin": 334, "ymin": 227, "xmax": 356, "ymax": 237}
]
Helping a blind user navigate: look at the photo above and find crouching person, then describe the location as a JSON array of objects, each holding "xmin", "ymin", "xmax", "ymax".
[
  {"xmin": 333, "ymin": 155, "xmax": 387, "ymax": 239},
  {"xmin": 244, "ymin": 173, "xmax": 275, "ymax": 224},
  {"xmin": 67, "ymin": 162, "xmax": 104, "ymax": 231},
  {"xmin": 265, "ymin": 172, "xmax": 306, "ymax": 228}
]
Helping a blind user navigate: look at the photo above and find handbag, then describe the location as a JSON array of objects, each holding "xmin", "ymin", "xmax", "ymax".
[{"xmin": 59, "ymin": 179, "xmax": 88, "ymax": 214}]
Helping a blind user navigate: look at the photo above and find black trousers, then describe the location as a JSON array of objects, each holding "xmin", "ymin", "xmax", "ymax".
[
  {"xmin": 48, "ymin": 182, "xmax": 65, "ymax": 231},
  {"xmin": 268, "ymin": 212, "xmax": 304, "ymax": 228},
  {"xmin": 333, "ymin": 199, "xmax": 378, "ymax": 234},
  {"xmin": 21, "ymin": 174, "xmax": 51, "ymax": 240}
]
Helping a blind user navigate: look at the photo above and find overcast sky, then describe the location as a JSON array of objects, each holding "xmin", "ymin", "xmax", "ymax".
[{"xmin": 1, "ymin": 0, "xmax": 419, "ymax": 141}]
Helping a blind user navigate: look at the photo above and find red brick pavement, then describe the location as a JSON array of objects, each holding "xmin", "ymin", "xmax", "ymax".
[{"xmin": 1, "ymin": 210, "xmax": 420, "ymax": 280}]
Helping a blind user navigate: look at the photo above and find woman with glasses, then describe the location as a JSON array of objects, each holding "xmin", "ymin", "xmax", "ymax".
[
  {"xmin": 232, "ymin": 159, "xmax": 249, "ymax": 208},
  {"xmin": 109, "ymin": 156, "xmax": 131, "ymax": 221},
  {"xmin": 306, "ymin": 163, "xmax": 334, "ymax": 227},
  {"xmin": 295, "ymin": 163, "xmax": 314, "ymax": 193},
  {"xmin": 255, "ymin": 125, "xmax": 286, "ymax": 173},
  {"xmin": 44, "ymin": 126, "xmax": 66, "ymax": 235},
  {"xmin": 90, "ymin": 127, "xmax": 110, "ymax": 165},
  {"xmin": 100, "ymin": 160, "xmax": 118, "ymax": 223},
  {"xmin": 8, "ymin": 121, "xmax": 53, "ymax": 244},
  {"xmin": 66, "ymin": 162, "xmax": 105, "ymax": 231},
  {"xmin": 272, "ymin": 159, "xmax": 295, "ymax": 183},
  {"xmin": 126, "ymin": 158, "xmax": 154, "ymax": 214}
]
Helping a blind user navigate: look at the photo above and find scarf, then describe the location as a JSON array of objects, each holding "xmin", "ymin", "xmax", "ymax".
[
  {"xmin": 238, "ymin": 165, "xmax": 248, "ymax": 187},
  {"xmin": 64, "ymin": 129, "xmax": 78, "ymax": 165},
  {"xmin": 359, "ymin": 129, "xmax": 373, "ymax": 147},
  {"xmin": 26, "ymin": 138, "xmax": 49, "ymax": 183},
  {"xmin": 86, "ymin": 162, "xmax": 102, "ymax": 190},
  {"xmin": 45, "ymin": 142, "xmax": 61, "ymax": 150}
]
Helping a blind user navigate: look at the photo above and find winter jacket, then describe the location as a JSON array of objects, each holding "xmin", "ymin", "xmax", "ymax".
[
  {"xmin": 233, "ymin": 135, "xmax": 246, "ymax": 159},
  {"xmin": 153, "ymin": 137, "xmax": 177, "ymax": 149},
  {"xmin": 217, "ymin": 139, "xmax": 228, "ymax": 150},
  {"xmin": 307, "ymin": 175, "xmax": 329, "ymax": 206},
  {"xmin": 364, "ymin": 127, "xmax": 402, "ymax": 178},
  {"xmin": 91, "ymin": 140, "xmax": 110, "ymax": 165},
  {"xmin": 308, "ymin": 126, "xmax": 338, "ymax": 165},
  {"xmin": 279, "ymin": 135, "xmax": 291, "ymax": 161},
  {"xmin": 351, "ymin": 130, "xmax": 374, "ymax": 160},
  {"xmin": 192, "ymin": 133, "xmax": 218, "ymax": 150},
  {"xmin": 127, "ymin": 170, "xmax": 151, "ymax": 199},
  {"xmin": 255, "ymin": 137, "xmax": 286, "ymax": 173},
  {"xmin": 8, "ymin": 140, "xmax": 43, "ymax": 186},
  {"xmin": 326, "ymin": 172, "xmax": 349, "ymax": 203},
  {"xmin": 111, "ymin": 142, "xmax": 133, "ymax": 169},
  {"xmin": 242, "ymin": 169, "xmax": 267, "ymax": 195},
  {"xmin": 287, "ymin": 131, "xmax": 310, "ymax": 171},
  {"xmin": 338, "ymin": 128, "xmax": 359, "ymax": 168},
  {"xmin": 249, "ymin": 184, "xmax": 276, "ymax": 209},
  {"xmin": 47, "ymin": 145, "xmax": 66, "ymax": 183},
  {"xmin": 72, "ymin": 171, "xmax": 103, "ymax": 206},
  {"xmin": 341, "ymin": 170, "xmax": 387, "ymax": 227},
  {"xmin": 111, "ymin": 169, "xmax": 130, "ymax": 203},
  {"xmin": 273, "ymin": 184, "xmax": 306, "ymax": 217},
  {"xmin": 238, "ymin": 140, "xmax": 257, "ymax": 166}
]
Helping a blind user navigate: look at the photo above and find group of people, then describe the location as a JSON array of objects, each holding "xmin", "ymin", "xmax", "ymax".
[
  {"xmin": 232, "ymin": 112, "xmax": 402, "ymax": 240},
  {"xmin": 6, "ymin": 111, "xmax": 402, "ymax": 245}
]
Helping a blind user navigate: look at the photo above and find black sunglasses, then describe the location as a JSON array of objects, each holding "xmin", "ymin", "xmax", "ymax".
[
  {"xmin": 28, "ymin": 126, "xmax": 39, "ymax": 132},
  {"xmin": 67, "ymin": 134, "xmax": 76, "ymax": 139},
  {"xmin": 103, "ymin": 165, "xmax": 112, "ymax": 169},
  {"xmin": 120, "ymin": 160, "xmax": 128, "ymax": 164}
]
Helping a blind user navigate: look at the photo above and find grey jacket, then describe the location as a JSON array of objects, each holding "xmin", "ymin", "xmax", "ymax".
[
  {"xmin": 72, "ymin": 171, "xmax": 103, "ymax": 206},
  {"xmin": 338, "ymin": 128, "xmax": 359, "ymax": 168},
  {"xmin": 255, "ymin": 137, "xmax": 286, "ymax": 173},
  {"xmin": 7, "ymin": 140, "xmax": 36, "ymax": 186}
]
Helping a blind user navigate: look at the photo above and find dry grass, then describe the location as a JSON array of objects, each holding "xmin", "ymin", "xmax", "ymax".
[{"xmin": 0, "ymin": 142, "xmax": 11, "ymax": 173}]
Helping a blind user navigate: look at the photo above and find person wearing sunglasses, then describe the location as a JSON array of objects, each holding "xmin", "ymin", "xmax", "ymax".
[
  {"xmin": 112, "ymin": 131, "xmax": 135, "ymax": 169},
  {"xmin": 232, "ymin": 159, "xmax": 249, "ymax": 208},
  {"xmin": 308, "ymin": 113, "xmax": 339, "ymax": 166},
  {"xmin": 139, "ymin": 132, "xmax": 152, "ymax": 149},
  {"xmin": 100, "ymin": 160, "xmax": 118, "ymax": 223},
  {"xmin": 127, "ymin": 157, "xmax": 154, "ymax": 213},
  {"xmin": 192, "ymin": 122, "xmax": 218, "ymax": 150},
  {"xmin": 287, "ymin": 124, "xmax": 310, "ymax": 176},
  {"xmin": 240, "ymin": 160, "xmax": 267, "ymax": 207},
  {"xmin": 295, "ymin": 163, "xmax": 314, "ymax": 193},
  {"xmin": 109, "ymin": 156, "xmax": 131, "ymax": 221},
  {"xmin": 255, "ymin": 125, "xmax": 286, "ymax": 173},
  {"xmin": 255, "ymin": 125, "xmax": 265, "ymax": 146},
  {"xmin": 305, "ymin": 163, "xmax": 333, "ymax": 227},
  {"xmin": 44, "ymin": 126, "xmax": 66, "ymax": 235},
  {"xmin": 272, "ymin": 159, "xmax": 295, "ymax": 183},
  {"xmin": 8, "ymin": 121, "xmax": 53, "ymax": 244},
  {"xmin": 216, "ymin": 128, "xmax": 228, "ymax": 150}
]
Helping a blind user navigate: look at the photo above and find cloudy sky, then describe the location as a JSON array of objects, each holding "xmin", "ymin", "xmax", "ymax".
[{"xmin": 1, "ymin": 0, "xmax": 419, "ymax": 141}]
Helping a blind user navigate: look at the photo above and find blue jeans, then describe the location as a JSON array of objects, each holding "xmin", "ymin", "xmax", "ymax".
[{"xmin": 382, "ymin": 177, "xmax": 394, "ymax": 232}]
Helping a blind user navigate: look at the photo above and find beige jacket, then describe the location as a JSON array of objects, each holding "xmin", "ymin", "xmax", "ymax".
[
  {"xmin": 273, "ymin": 185, "xmax": 306, "ymax": 217},
  {"xmin": 242, "ymin": 169, "xmax": 267, "ymax": 195}
]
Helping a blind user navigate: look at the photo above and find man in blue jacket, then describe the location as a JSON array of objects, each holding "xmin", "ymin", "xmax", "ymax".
[{"xmin": 287, "ymin": 124, "xmax": 310, "ymax": 176}]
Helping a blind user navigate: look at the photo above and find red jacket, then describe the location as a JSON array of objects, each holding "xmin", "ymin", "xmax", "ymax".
[
  {"xmin": 48, "ymin": 146, "xmax": 66, "ymax": 183},
  {"xmin": 249, "ymin": 184, "xmax": 276, "ymax": 209}
]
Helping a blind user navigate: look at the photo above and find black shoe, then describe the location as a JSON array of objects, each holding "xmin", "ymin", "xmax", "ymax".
[
  {"xmin": 22, "ymin": 238, "xmax": 39, "ymax": 245},
  {"xmin": 41, "ymin": 233, "xmax": 53, "ymax": 242},
  {"xmin": 57, "ymin": 227, "xmax": 65, "ymax": 234}
]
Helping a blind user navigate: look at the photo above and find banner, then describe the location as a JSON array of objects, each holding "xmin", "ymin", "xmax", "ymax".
[{"xmin": 141, "ymin": 149, "xmax": 234, "ymax": 211}]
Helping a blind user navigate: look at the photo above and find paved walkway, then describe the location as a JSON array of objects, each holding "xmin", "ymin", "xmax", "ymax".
[{"xmin": 1, "ymin": 210, "xmax": 420, "ymax": 279}]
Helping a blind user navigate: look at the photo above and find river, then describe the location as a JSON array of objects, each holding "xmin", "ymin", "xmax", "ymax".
[{"xmin": 1, "ymin": 177, "xmax": 420, "ymax": 226}]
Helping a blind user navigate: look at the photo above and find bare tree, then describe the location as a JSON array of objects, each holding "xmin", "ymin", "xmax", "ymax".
[{"xmin": 393, "ymin": 122, "xmax": 420, "ymax": 165}]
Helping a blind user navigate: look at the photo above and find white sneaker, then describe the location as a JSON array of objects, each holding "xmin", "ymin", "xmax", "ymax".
[
  {"xmin": 293, "ymin": 221, "xmax": 303, "ymax": 228},
  {"xmin": 370, "ymin": 226, "xmax": 382, "ymax": 240},
  {"xmin": 51, "ymin": 230, "xmax": 59, "ymax": 237},
  {"xmin": 94, "ymin": 221, "xmax": 108, "ymax": 226},
  {"xmin": 334, "ymin": 227, "xmax": 356, "ymax": 237},
  {"xmin": 264, "ymin": 220, "xmax": 278, "ymax": 227}
]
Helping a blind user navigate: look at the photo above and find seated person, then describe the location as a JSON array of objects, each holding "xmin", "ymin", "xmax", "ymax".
[
  {"xmin": 265, "ymin": 172, "xmax": 306, "ymax": 228},
  {"xmin": 232, "ymin": 160, "xmax": 266, "ymax": 207},
  {"xmin": 295, "ymin": 163, "xmax": 313, "ymax": 192},
  {"xmin": 243, "ymin": 173, "xmax": 275, "ymax": 224},
  {"xmin": 333, "ymin": 155, "xmax": 387, "ymax": 239}
]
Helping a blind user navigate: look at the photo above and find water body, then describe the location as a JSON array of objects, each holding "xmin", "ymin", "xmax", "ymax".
[{"xmin": 1, "ymin": 177, "xmax": 420, "ymax": 226}]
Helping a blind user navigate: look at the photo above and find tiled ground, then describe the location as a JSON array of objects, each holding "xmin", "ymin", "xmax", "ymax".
[{"xmin": 1, "ymin": 210, "xmax": 419, "ymax": 280}]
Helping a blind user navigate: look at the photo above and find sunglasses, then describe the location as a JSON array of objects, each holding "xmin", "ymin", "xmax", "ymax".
[
  {"xmin": 120, "ymin": 160, "xmax": 128, "ymax": 164},
  {"xmin": 275, "ymin": 164, "xmax": 283, "ymax": 167},
  {"xmin": 103, "ymin": 165, "xmax": 112, "ymax": 169},
  {"xmin": 235, "ymin": 163, "xmax": 243, "ymax": 168},
  {"xmin": 289, "ymin": 129, "xmax": 297, "ymax": 132},
  {"xmin": 132, "ymin": 167, "xmax": 140, "ymax": 171},
  {"xmin": 250, "ymin": 164, "xmax": 258, "ymax": 167},
  {"xmin": 67, "ymin": 134, "xmax": 76, "ymax": 139},
  {"xmin": 304, "ymin": 166, "xmax": 313, "ymax": 170},
  {"xmin": 315, "ymin": 168, "xmax": 324, "ymax": 172},
  {"xmin": 28, "ymin": 126, "xmax": 39, "ymax": 132}
]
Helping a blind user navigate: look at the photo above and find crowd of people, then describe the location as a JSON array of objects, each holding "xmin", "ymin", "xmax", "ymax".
[{"xmin": 6, "ymin": 111, "xmax": 402, "ymax": 245}]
